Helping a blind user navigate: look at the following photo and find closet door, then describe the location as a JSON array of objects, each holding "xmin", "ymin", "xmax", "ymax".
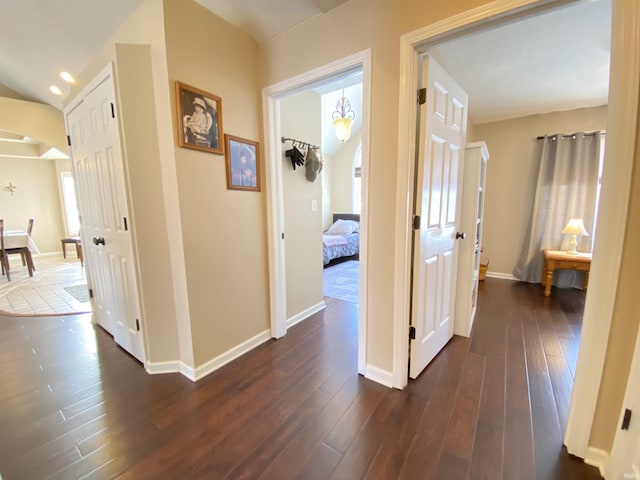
[{"xmin": 66, "ymin": 67, "xmax": 145, "ymax": 363}]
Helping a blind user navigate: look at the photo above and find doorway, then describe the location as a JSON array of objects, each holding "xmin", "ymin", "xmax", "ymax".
[
  {"xmin": 263, "ymin": 49, "xmax": 371, "ymax": 376},
  {"xmin": 394, "ymin": 0, "xmax": 637, "ymax": 468}
]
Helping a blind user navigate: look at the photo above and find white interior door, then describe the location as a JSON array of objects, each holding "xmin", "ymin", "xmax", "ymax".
[
  {"xmin": 409, "ymin": 55, "xmax": 468, "ymax": 378},
  {"xmin": 66, "ymin": 68, "xmax": 145, "ymax": 363},
  {"xmin": 608, "ymin": 317, "xmax": 640, "ymax": 479}
]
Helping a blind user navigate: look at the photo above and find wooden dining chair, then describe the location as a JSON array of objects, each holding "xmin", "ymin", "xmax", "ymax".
[
  {"xmin": 17, "ymin": 218, "xmax": 36, "ymax": 270},
  {"xmin": 0, "ymin": 219, "xmax": 11, "ymax": 282},
  {"xmin": 4, "ymin": 219, "xmax": 35, "ymax": 277}
]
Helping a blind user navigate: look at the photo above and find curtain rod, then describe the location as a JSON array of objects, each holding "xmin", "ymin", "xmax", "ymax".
[
  {"xmin": 536, "ymin": 130, "xmax": 606, "ymax": 141},
  {"xmin": 281, "ymin": 136, "xmax": 320, "ymax": 150}
]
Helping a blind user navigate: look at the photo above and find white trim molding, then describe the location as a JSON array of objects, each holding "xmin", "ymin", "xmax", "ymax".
[
  {"xmin": 365, "ymin": 364, "xmax": 394, "ymax": 388},
  {"xmin": 584, "ymin": 447, "xmax": 609, "ymax": 478},
  {"xmin": 192, "ymin": 329, "xmax": 272, "ymax": 381},
  {"xmin": 144, "ymin": 329, "xmax": 272, "ymax": 382},
  {"xmin": 287, "ymin": 301, "xmax": 326, "ymax": 329},
  {"xmin": 262, "ymin": 49, "xmax": 372, "ymax": 378},
  {"xmin": 486, "ymin": 271, "xmax": 518, "ymax": 281},
  {"xmin": 145, "ymin": 360, "xmax": 182, "ymax": 375},
  {"xmin": 564, "ymin": 0, "xmax": 639, "ymax": 459}
]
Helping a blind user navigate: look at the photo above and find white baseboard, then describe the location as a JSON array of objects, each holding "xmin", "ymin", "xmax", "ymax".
[
  {"xmin": 192, "ymin": 329, "xmax": 272, "ymax": 381},
  {"xmin": 145, "ymin": 329, "xmax": 272, "ymax": 382},
  {"xmin": 34, "ymin": 252, "xmax": 61, "ymax": 257},
  {"xmin": 584, "ymin": 447, "xmax": 608, "ymax": 477},
  {"xmin": 145, "ymin": 360, "xmax": 182, "ymax": 375},
  {"xmin": 486, "ymin": 271, "xmax": 518, "ymax": 281},
  {"xmin": 286, "ymin": 301, "xmax": 326, "ymax": 329},
  {"xmin": 364, "ymin": 364, "xmax": 394, "ymax": 388}
]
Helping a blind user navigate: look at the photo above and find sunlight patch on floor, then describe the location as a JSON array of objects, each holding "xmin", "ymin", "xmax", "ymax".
[{"xmin": 0, "ymin": 254, "xmax": 90, "ymax": 316}]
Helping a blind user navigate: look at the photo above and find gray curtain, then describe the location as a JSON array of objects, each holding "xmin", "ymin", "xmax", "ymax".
[{"xmin": 513, "ymin": 132, "xmax": 602, "ymax": 287}]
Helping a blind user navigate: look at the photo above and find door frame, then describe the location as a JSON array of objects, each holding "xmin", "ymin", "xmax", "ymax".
[
  {"xmin": 392, "ymin": 0, "xmax": 639, "ymax": 464},
  {"xmin": 262, "ymin": 49, "xmax": 371, "ymax": 376}
]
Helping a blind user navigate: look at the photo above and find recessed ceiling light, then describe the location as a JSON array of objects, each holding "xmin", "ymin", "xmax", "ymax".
[
  {"xmin": 60, "ymin": 71, "xmax": 75, "ymax": 83},
  {"xmin": 49, "ymin": 85, "xmax": 63, "ymax": 95}
]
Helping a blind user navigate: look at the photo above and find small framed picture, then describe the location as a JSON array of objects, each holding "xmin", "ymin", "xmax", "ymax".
[
  {"xmin": 224, "ymin": 134, "xmax": 260, "ymax": 191},
  {"xmin": 175, "ymin": 81, "xmax": 223, "ymax": 154}
]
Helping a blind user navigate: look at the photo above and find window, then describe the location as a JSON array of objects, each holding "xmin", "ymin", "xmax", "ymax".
[
  {"xmin": 353, "ymin": 142, "xmax": 362, "ymax": 214},
  {"xmin": 60, "ymin": 172, "xmax": 80, "ymax": 236}
]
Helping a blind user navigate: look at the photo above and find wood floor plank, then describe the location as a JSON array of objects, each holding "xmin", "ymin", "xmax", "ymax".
[
  {"xmin": 441, "ymin": 351, "xmax": 486, "ymax": 462},
  {"xmin": 528, "ymin": 367, "xmax": 566, "ymax": 480},
  {"xmin": 361, "ymin": 393, "xmax": 427, "ymax": 479},
  {"xmin": 295, "ymin": 443, "xmax": 343, "ymax": 480},
  {"xmin": 327, "ymin": 391, "xmax": 400, "ymax": 480},
  {"xmin": 397, "ymin": 337, "xmax": 470, "ymax": 480},
  {"xmin": 523, "ymin": 312, "xmax": 548, "ymax": 373},
  {"xmin": 0, "ymin": 280, "xmax": 603, "ymax": 480},
  {"xmin": 503, "ymin": 318, "xmax": 536, "ymax": 480},
  {"xmin": 468, "ymin": 346, "xmax": 506, "ymax": 480},
  {"xmin": 323, "ymin": 380, "xmax": 387, "ymax": 454},
  {"xmin": 257, "ymin": 376, "xmax": 365, "ymax": 479}
]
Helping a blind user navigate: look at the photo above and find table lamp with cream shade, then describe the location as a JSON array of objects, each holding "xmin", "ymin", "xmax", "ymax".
[{"xmin": 561, "ymin": 218, "xmax": 589, "ymax": 254}]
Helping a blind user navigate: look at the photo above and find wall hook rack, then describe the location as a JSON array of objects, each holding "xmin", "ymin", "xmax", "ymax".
[{"xmin": 281, "ymin": 136, "xmax": 319, "ymax": 151}]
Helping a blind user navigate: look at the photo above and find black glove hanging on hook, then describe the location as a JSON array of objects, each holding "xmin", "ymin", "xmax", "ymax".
[{"xmin": 285, "ymin": 146, "xmax": 305, "ymax": 170}]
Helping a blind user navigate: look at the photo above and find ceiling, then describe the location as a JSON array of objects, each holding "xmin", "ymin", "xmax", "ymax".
[
  {"xmin": 0, "ymin": 0, "xmax": 611, "ymax": 159},
  {"xmin": 435, "ymin": 0, "xmax": 611, "ymax": 123}
]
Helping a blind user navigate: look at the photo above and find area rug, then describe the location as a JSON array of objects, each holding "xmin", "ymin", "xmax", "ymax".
[
  {"xmin": 63, "ymin": 284, "xmax": 90, "ymax": 303},
  {"xmin": 0, "ymin": 254, "xmax": 91, "ymax": 316},
  {"xmin": 323, "ymin": 260, "xmax": 360, "ymax": 303}
]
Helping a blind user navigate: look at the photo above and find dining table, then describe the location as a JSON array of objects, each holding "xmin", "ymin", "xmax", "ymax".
[{"xmin": 3, "ymin": 229, "xmax": 40, "ymax": 277}]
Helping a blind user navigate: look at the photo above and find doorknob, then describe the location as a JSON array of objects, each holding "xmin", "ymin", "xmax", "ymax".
[
  {"xmin": 92, "ymin": 237, "xmax": 105, "ymax": 246},
  {"xmin": 456, "ymin": 232, "xmax": 466, "ymax": 240}
]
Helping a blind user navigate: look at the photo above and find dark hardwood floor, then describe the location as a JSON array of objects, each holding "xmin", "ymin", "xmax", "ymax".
[{"xmin": 0, "ymin": 278, "xmax": 603, "ymax": 479}]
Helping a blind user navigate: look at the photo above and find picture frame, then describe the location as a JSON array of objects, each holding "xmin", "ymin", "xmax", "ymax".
[
  {"xmin": 175, "ymin": 81, "xmax": 223, "ymax": 154},
  {"xmin": 224, "ymin": 134, "xmax": 260, "ymax": 192}
]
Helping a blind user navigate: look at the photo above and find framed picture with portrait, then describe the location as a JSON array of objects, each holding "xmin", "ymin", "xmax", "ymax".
[
  {"xmin": 175, "ymin": 81, "xmax": 223, "ymax": 154},
  {"xmin": 224, "ymin": 134, "xmax": 260, "ymax": 192}
]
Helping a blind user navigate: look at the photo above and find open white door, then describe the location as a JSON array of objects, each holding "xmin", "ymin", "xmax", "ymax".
[
  {"xmin": 608, "ymin": 318, "xmax": 640, "ymax": 479},
  {"xmin": 66, "ymin": 66, "xmax": 145, "ymax": 363},
  {"xmin": 409, "ymin": 55, "xmax": 468, "ymax": 378}
]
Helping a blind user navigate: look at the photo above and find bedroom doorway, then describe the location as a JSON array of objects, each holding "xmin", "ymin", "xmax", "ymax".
[
  {"xmin": 263, "ymin": 50, "xmax": 371, "ymax": 375},
  {"xmin": 280, "ymin": 78, "xmax": 363, "ymax": 308}
]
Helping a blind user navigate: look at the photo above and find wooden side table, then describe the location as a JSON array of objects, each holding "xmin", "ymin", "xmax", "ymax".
[{"xmin": 542, "ymin": 249, "xmax": 592, "ymax": 297}]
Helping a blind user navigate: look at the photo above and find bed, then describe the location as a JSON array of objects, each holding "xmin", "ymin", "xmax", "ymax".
[{"xmin": 323, "ymin": 213, "xmax": 360, "ymax": 266}]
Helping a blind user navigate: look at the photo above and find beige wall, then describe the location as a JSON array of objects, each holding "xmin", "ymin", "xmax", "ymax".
[
  {"xmin": 259, "ymin": 0, "xmax": 496, "ymax": 374},
  {"xmin": 0, "ymin": 97, "xmax": 69, "ymax": 155},
  {"xmin": 471, "ymin": 106, "xmax": 608, "ymax": 276},
  {"xmin": 67, "ymin": 0, "xmax": 184, "ymax": 365},
  {"xmin": 321, "ymin": 153, "xmax": 333, "ymax": 228},
  {"xmin": 281, "ymin": 92, "xmax": 324, "ymax": 317},
  {"xmin": 590, "ymin": 94, "xmax": 640, "ymax": 451},
  {"xmin": 0, "ymin": 83, "xmax": 27, "ymax": 100},
  {"xmin": 67, "ymin": 0, "xmax": 267, "ymax": 368},
  {"xmin": 0, "ymin": 157, "xmax": 65, "ymax": 253},
  {"xmin": 329, "ymin": 130, "xmax": 361, "ymax": 221},
  {"xmin": 164, "ymin": 0, "xmax": 268, "ymax": 366}
]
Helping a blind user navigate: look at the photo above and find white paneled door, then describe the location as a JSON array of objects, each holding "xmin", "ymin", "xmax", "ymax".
[
  {"xmin": 410, "ymin": 55, "xmax": 468, "ymax": 379},
  {"xmin": 66, "ymin": 67, "xmax": 145, "ymax": 363}
]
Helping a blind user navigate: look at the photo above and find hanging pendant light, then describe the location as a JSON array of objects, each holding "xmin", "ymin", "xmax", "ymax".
[{"xmin": 332, "ymin": 89, "xmax": 355, "ymax": 143}]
